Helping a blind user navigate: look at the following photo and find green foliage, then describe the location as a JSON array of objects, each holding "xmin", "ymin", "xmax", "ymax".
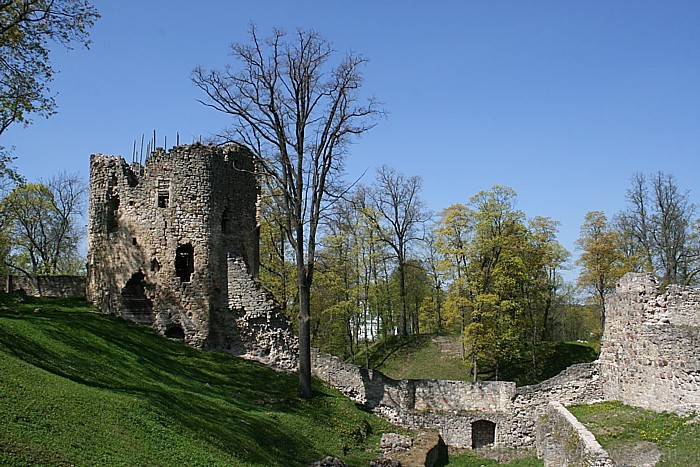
[
  {"xmin": 354, "ymin": 333, "xmax": 598, "ymax": 386},
  {"xmin": 576, "ymin": 211, "xmax": 625, "ymax": 324},
  {"xmin": 434, "ymin": 187, "xmax": 569, "ymax": 381},
  {"xmin": 2, "ymin": 175, "xmax": 86, "ymax": 275},
  {"xmin": 549, "ymin": 302, "xmax": 602, "ymax": 343},
  {"xmin": 569, "ymin": 401, "xmax": 700, "ymax": 466},
  {"xmin": 0, "ymin": 1, "xmax": 99, "ymax": 136},
  {"xmin": 0, "ymin": 297, "xmax": 401, "ymax": 466}
]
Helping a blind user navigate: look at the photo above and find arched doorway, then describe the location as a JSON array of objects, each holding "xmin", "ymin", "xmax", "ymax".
[{"xmin": 165, "ymin": 322, "xmax": 185, "ymax": 340}]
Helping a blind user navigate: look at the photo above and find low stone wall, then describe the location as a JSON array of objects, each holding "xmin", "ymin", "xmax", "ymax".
[
  {"xmin": 311, "ymin": 349, "xmax": 601, "ymax": 449},
  {"xmin": 599, "ymin": 273, "xmax": 700, "ymax": 415},
  {"xmin": 3, "ymin": 275, "xmax": 86, "ymax": 298},
  {"xmin": 512, "ymin": 363, "xmax": 604, "ymax": 448},
  {"xmin": 538, "ymin": 401, "xmax": 614, "ymax": 467}
]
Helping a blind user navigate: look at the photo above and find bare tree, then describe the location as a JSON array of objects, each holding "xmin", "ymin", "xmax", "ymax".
[
  {"xmin": 364, "ymin": 165, "xmax": 430, "ymax": 336},
  {"xmin": 192, "ymin": 26, "xmax": 382, "ymax": 399},
  {"xmin": 617, "ymin": 172, "xmax": 698, "ymax": 284}
]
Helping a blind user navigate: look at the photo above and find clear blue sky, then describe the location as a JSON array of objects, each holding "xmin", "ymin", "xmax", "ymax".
[{"xmin": 4, "ymin": 1, "xmax": 700, "ymax": 279}]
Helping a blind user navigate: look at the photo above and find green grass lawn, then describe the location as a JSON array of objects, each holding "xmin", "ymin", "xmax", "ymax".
[
  {"xmin": 446, "ymin": 450, "xmax": 542, "ymax": 466},
  {"xmin": 354, "ymin": 334, "xmax": 472, "ymax": 381},
  {"xmin": 0, "ymin": 295, "xmax": 403, "ymax": 466},
  {"xmin": 568, "ymin": 401, "xmax": 700, "ymax": 466},
  {"xmin": 353, "ymin": 334, "xmax": 598, "ymax": 386}
]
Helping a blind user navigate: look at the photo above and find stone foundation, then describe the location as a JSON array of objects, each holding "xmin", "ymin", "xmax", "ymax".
[{"xmin": 311, "ymin": 350, "xmax": 601, "ymax": 449}]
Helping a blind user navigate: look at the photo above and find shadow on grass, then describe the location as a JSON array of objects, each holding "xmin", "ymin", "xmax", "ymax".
[
  {"xmin": 485, "ymin": 341, "xmax": 599, "ymax": 386},
  {"xmin": 0, "ymin": 305, "xmax": 361, "ymax": 465},
  {"xmin": 355, "ymin": 334, "xmax": 432, "ymax": 370}
]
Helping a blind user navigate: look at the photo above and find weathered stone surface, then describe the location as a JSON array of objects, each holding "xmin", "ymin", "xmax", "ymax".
[
  {"xmin": 538, "ymin": 402, "xmax": 614, "ymax": 467},
  {"xmin": 311, "ymin": 349, "xmax": 600, "ymax": 449},
  {"xmin": 3, "ymin": 275, "xmax": 86, "ymax": 298},
  {"xmin": 308, "ymin": 456, "xmax": 346, "ymax": 467},
  {"xmin": 87, "ymin": 144, "xmax": 296, "ymax": 369},
  {"xmin": 599, "ymin": 273, "xmax": 700, "ymax": 415},
  {"xmin": 381, "ymin": 433, "xmax": 413, "ymax": 454}
]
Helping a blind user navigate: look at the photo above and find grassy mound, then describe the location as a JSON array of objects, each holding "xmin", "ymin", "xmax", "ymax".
[
  {"xmin": 569, "ymin": 401, "xmax": 700, "ymax": 466},
  {"xmin": 353, "ymin": 334, "xmax": 598, "ymax": 386},
  {"xmin": 0, "ymin": 295, "xmax": 400, "ymax": 466}
]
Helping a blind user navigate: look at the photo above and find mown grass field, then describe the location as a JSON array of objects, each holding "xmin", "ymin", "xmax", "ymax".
[
  {"xmin": 0, "ymin": 295, "xmax": 402, "ymax": 466},
  {"xmin": 569, "ymin": 401, "xmax": 700, "ymax": 466}
]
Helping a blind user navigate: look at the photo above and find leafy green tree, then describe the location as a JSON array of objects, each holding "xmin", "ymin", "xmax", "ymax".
[
  {"xmin": 419, "ymin": 227, "xmax": 446, "ymax": 334},
  {"xmin": 0, "ymin": 0, "xmax": 99, "ymax": 137},
  {"xmin": 435, "ymin": 187, "xmax": 569, "ymax": 381},
  {"xmin": 435, "ymin": 203, "xmax": 472, "ymax": 356},
  {"xmin": 464, "ymin": 186, "xmax": 528, "ymax": 381},
  {"xmin": 390, "ymin": 258, "xmax": 430, "ymax": 335},
  {"xmin": 2, "ymin": 172, "xmax": 86, "ymax": 275},
  {"xmin": 520, "ymin": 216, "xmax": 569, "ymax": 377},
  {"xmin": 576, "ymin": 211, "xmax": 625, "ymax": 328}
]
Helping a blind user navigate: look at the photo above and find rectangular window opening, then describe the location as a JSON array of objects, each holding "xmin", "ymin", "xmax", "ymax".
[{"xmin": 157, "ymin": 179, "xmax": 170, "ymax": 208}]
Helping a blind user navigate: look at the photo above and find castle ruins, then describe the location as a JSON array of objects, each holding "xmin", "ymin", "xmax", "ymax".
[
  {"xmin": 88, "ymin": 144, "xmax": 698, "ymax": 457},
  {"xmin": 87, "ymin": 144, "xmax": 297, "ymax": 370}
]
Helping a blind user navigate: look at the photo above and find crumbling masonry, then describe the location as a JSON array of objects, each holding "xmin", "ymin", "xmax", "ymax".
[{"xmin": 87, "ymin": 144, "xmax": 297, "ymax": 370}]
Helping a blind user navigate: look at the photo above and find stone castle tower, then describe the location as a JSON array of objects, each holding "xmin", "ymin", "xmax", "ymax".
[{"xmin": 87, "ymin": 143, "xmax": 296, "ymax": 369}]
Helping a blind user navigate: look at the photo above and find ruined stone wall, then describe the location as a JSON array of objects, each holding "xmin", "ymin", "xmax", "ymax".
[
  {"xmin": 310, "ymin": 349, "xmax": 600, "ymax": 449},
  {"xmin": 3, "ymin": 275, "xmax": 86, "ymax": 298},
  {"xmin": 599, "ymin": 273, "xmax": 700, "ymax": 415},
  {"xmin": 87, "ymin": 144, "xmax": 259, "ymax": 348},
  {"xmin": 512, "ymin": 363, "xmax": 604, "ymax": 448},
  {"xmin": 215, "ymin": 254, "xmax": 297, "ymax": 371},
  {"xmin": 537, "ymin": 402, "xmax": 614, "ymax": 467}
]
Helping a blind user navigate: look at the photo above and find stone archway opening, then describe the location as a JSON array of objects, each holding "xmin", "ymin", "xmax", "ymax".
[
  {"xmin": 165, "ymin": 322, "xmax": 185, "ymax": 340},
  {"xmin": 471, "ymin": 420, "xmax": 496, "ymax": 449}
]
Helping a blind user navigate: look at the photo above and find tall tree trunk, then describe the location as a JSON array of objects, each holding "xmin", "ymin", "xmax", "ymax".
[
  {"xmin": 398, "ymin": 258, "xmax": 407, "ymax": 337},
  {"xmin": 298, "ymin": 273, "xmax": 312, "ymax": 400}
]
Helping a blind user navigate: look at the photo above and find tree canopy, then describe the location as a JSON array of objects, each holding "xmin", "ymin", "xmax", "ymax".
[{"xmin": 0, "ymin": 0, "xmax": 99, "ymax": 137}]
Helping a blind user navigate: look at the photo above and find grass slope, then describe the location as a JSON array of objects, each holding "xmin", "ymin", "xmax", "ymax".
[
  {"xmin": 569, "ymin": 401, "xmax": 700, "ymax": 466},
  {"xmin": 354, "ymin": 334, "xmax": 598, "ymax": 386},
  {"xmin": 0, "ymin": 296, "xmax": 400, "ymax": 466},
  {"xmin": 355, "ymin": 335, "xmax": 471, "ymax": 381}
]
